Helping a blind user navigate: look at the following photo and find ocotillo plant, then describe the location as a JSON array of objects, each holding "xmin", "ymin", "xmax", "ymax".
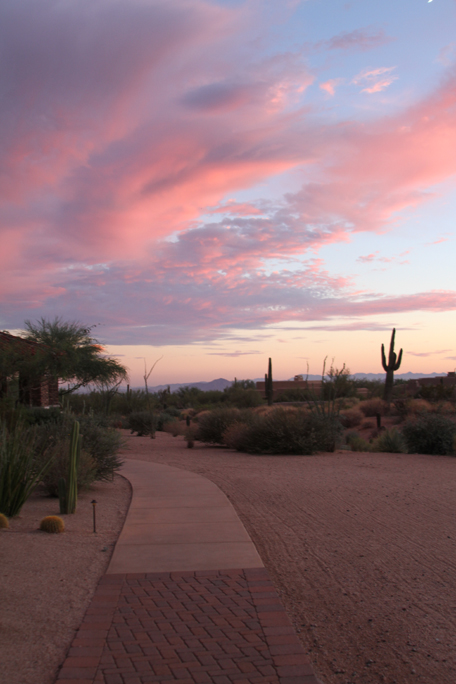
[
  {"xmin": 381, "ymin": 328, "xmax": 403, "ymax": 405},
  {"xmin": 58, "ymin": 420, "xmax": 80, "ymax": 514},
  {"xmin": 265, "ymin": 357, "xmax": 273, "ymax": 406}
]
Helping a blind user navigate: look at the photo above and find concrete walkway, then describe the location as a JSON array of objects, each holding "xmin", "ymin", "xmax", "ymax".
[
  {"xmin": 56, "ymin": 460, "xmax": 322, "ymax": 684},
  {"xmin": 107, "ymin": 461, "xmax": 263, "ymax": 574}
]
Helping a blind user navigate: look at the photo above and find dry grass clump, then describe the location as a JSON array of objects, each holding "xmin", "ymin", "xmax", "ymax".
[
  {"xmin": 162, "ymin": 422, "xmax": 186, "ymax": 437},
  {"xmin": 406, "ymin": 399, "xmax": 432, "ymax": 415},
  {"xmin": 359, "ymin": 398, "xmax": 387, "ymax": 417},
  {"xmin": 435, "ymin": 401, "xmax": 456, "ymax": 415},
  {"xmin": 339, "ymin": 407, "xmax": 364, "ymax": 428},
  {"xmin": 337, "ymin": 397, "xmax": 360, "ymax": 410},
  {"xmin": 360, "ymin": 418, "xmax": 375, "ymax": 430}
]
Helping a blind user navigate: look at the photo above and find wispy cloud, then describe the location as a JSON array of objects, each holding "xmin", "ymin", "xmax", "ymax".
[
  {"xmin": 408, "ymin": 350, "xmax": 451, "ymax": 357},
  {"xmin": 322, "ymin": 27, "xmax": 393, "ymax": 53},
  {"xmin": 352, "ymin": 66, "xmax": 398, "ymax": 93},
  {"xmin": 1, "ymin": 1, "xmax": 456, "ymax": 348},
  {"xmin": 357, "ymin": 251, "xmax": 410, "ymax": 265},
  {"xmin": 320, "ymin": 78, "xmax": 344, "ymax": 96},
  {"xmin": 207, "ymin": 350, "xmax": 262, "ymax": 357},
  {"xmin": 437, "ymin": 43, "xmax": 456, "ymax": 66}
]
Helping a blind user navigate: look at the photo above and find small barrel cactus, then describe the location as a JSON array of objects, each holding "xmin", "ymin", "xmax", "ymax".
[
  {"xmin": 0, "ymin": 513, "xmax": 9, "ymax": 529},
  {"xmin": 40, "ymin": 516, "xmax": 65, "ymax": 534}
]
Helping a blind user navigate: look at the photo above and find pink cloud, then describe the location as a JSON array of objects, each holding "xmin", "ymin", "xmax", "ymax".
[
  {"xmin": 322, "ymin": 27, "xmax": 393, "ymax": 53},
  {"xmin": 408, "ymin": 350, "xmax": 451, "ymax": 357},
  {"xmin": 1, "ymin": 2, "xmax": 456, "ymax": 346},
  {"xmin": 425, "ymin": 237, "xmax": 449, "ymax": 245},
  {"xmin": 207, "ymin": 350, "xmax": 262, "ymax": 357},
  {"xmin": 320, "ymin": 79, "xmax": 344, "ymax": 96},
  {"xmin": 352, "ymin": 67, "xmax": 398, "ymax": 93},
  {"xmin": 204, "ymin": 201, "xmax": 263, "ymax": 216}
]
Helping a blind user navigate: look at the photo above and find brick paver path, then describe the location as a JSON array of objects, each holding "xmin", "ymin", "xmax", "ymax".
[{"xmin": 56, "ymin": 567, "xmax": 321, "ymax": 684}]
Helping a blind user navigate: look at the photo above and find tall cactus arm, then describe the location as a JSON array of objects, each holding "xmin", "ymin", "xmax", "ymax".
[
  {"xmin": 381, "ymin": 343, "xmax": 387, "ymax": 371},
  {"xmin": 394, "ymin": 347, "xmax": 403, "ymax": 371}
]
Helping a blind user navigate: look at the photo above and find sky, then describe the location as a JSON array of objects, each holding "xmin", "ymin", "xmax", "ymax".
[{"xmin": 1, "ymin": 0, "xmax": 456, "ymax": 386}]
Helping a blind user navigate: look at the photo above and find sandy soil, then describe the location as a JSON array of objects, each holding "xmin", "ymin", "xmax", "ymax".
[
  {"xmin": 119, "ymin": 430, "xmax": 456, "ymax": 684},
  {"xmin": 0, "ymin": 474, "xmax": 131, "ymax": 684}
]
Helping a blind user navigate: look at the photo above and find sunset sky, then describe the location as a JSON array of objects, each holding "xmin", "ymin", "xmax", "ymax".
[{"xmin": 1, "ymin": 0, "xmax": 456, "ymax": 386}]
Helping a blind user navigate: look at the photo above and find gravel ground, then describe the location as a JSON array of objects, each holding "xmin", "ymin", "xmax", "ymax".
[
  {"xmin": 119, "ymin": 430, "xmax": 456, "ymax": 684},
  {"xmin": 0, "ymin": 474, "xmax": 131, "ymax": 684},
  {"xmin": 2, "ymin": 429, "xmax": 456, "ymax": 684}
]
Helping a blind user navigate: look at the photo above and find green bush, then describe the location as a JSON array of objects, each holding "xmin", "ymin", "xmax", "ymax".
[
  {"xmin": 402, "ymin": 414, "xmax": 456, "ymax": 455},
  {"xmin": 417, "ymin": 384, "xmax": 455, "ymax": 402},
  {"xmin": 359, "ymin": 398, "xmax": 387, "ymax": 417},
  {"xmin": 345, "ymin": 433, "xmax": 371, "ymax": 452},
  {"xmin": 128, "ymin": 411, "xmax": 156, "ymax": 436},
  {"xmin": 0, "ymin": 422, "xmax": 52, "ymax": 517},
  {"xmin": 371, "ymin": 428, "xmax": 406, "ymax": 453},
  {"xmin": 36, "ymin": 437, "xmax": 96, "ymax": 496},
  {"xmin": 32, "ymin": 414, "xmax": 124, "ymax": 492},
  {"xmin": 223, "ymin": 408, "xmax": 342, "ymax": 455},
  {"xmin": 21, "ymin": 407, "xmax": 64, "ymax": 426},
  {"xmin": 339, "ymin": 407, "xmax": 364, "ymax": 428},
  {"xmin": 194, "ymin": 408, "xmax": 253, "ymax": 444},
  {"xmin": 78, "ymin": 415, "xmax": 124, "ymax": 481},
  {"xmin": 273, "ymin": 388, "xmax": 310, "ymax": 402}
]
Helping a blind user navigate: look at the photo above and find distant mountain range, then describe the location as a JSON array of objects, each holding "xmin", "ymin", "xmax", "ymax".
[{"xmin": 129, "ymin": 372, "xmax": 447, "ymax": 393}]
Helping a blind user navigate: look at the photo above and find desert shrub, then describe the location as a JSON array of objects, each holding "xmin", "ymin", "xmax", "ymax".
[
  {"xmin": 337, "ymin": 397, "xmax": 360, "ymax": 410},
  {"xmin": 273, "ymin": 388, "xmax": 310, "ymax": 402},
  {"xmin": 21, "ymin": 407, "xmax": 64, "ymax": 426},
  {"xmin": 222, "ymin": 408, "xmax": 342, "ymax": 455},
  {"xmin": 434, "ymin": 401, "xmax": 456, "ymax": 415},
  {"xmin": 163, "ymin": 421, "xmax": 186, "ymax": 437},
  {"xmin": 394, "ymin": 399, "xmax": 432, "ymax": 417},
  {"xmin": 359, "ymin": 398, "xmax": 387, "ymax": 417},
  {"xmin": 32, "ymin": 414, "xmax": 124, "ymax": 488},
  {"xmin": 360, "ymin": 418, "xmax": 375, "ymax": 430},
  {"xmin": 194, "ymin": 408, "xmax": 253, "ymax": 444},
  {"xmin": 339, "ymin": 407, "xmax": 364, "ymax": 428},
  {"xmin": 346, "ymin": 433, "xmax": 371, "ymax": 452},
  {"xmin": 78, "ymin": 415, "xmax": 124, "ymax": 481},
  {"xmin": 371, "ymin": 428, "xmax": 406, "ymax": 453},
  {"xmin": 402, "ymin": 414, "xmax": 456, "ymax": 455},
  {"xmin": 155, "ymin": 410, "xmax": 181, "ymax": 431},
  {"xmin": 417, "ymin": 383, "xmax": 455, "ymax": 402},
  {"xmin": 34, "ymin": 435, "xmax": 97, "ymax": 496},
  {"xmin": 0, "ymin": 422, "xmax": 52, "ymax": 517},
  {"xmin": 128, "ymin": 411, "xmax": 155, "ymax": 436}
]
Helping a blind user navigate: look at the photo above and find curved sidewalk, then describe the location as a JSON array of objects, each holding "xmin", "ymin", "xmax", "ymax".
[
  {"xmin": 56, "ymin": 459, "xmax": 323, "ymax": 684},
  {"xmin": 107, "ymin": 460, "xmax": 263, "ymax": 574}
]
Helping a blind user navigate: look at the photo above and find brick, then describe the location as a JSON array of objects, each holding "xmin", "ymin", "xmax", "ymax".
[{"xmin": 62, "ymin": 657, "xmax": 100, "ymax": 668}]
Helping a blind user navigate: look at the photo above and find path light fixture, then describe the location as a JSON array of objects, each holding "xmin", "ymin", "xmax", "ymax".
[{"xmin": 91, "ymin": 499, "xmax": 97, "ymax": 533}]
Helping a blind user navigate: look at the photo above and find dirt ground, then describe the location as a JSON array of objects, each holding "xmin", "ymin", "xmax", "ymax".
[
  {"xmin": 119, "ymin": 431, "xmax": 456, "ymax": 684},
  {"xmin": 1, "ymin": 430, "xmax": 455, "ymax": 684},
  {"xmin": 0, "ymin": 474, "xmax": 131, "ymax": 684}
]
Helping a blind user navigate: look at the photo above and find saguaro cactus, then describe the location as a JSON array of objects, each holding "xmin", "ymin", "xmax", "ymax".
[
  {"xmin": 381, "ymin": 328, "xmax": 403, "ymax": 404},
  {"xmin": 265, "ymin": 357, "xmax": 273, "ymax": 406},
  {"xmin": 58, "ymin": 421, "xmax": 80, "ymax": 514}
]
